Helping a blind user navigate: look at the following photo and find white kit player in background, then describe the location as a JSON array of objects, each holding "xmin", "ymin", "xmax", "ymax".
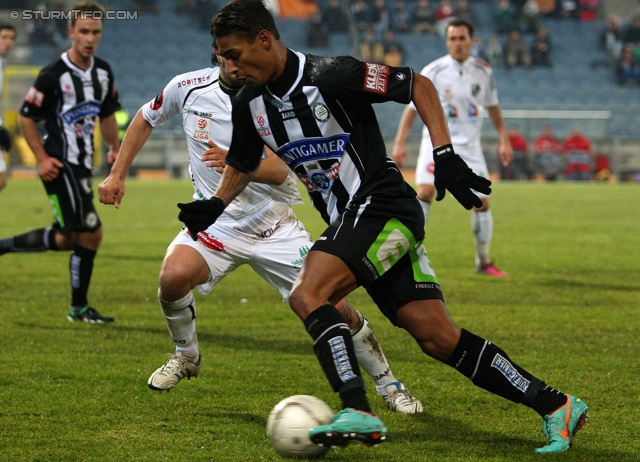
[
  {"xmin": 98, "ymin": 56, "xmax": 423, "ymax": 414},
  {"xmin": 0, "ymin": 23, "xmax": 16, "ymax": 191},
  {"xmin": 393, "ymin": 18, "xmax": 513, "ymax": 277}
]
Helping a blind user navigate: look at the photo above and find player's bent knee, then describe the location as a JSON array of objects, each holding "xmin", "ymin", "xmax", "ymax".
[
  {"xmin": 287, "ymin": 286, "xmax": 319, "ymax": 321},
  {"xmin": 158, "ymin": 266, "xmax": 193, "ymax": 298},
  {"xmin": 78, "ymin": 228, "xmax": 103, "ymax": 250}
]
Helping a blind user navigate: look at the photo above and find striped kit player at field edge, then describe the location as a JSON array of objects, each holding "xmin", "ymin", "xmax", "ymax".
[
  {"xmin": 98, "ymin": 54, "xmax": 423, "ymax": 414},
  {"xmin": 0, "ymin": 23, "xmax": 16, "ymax": 192},
  {"xmin": 0, "ymin": 2, "xmax": 121, "ymax": 324},
  {"xmin": 178, "ymin": 0, "xmax": 588, "ymax": 452}
]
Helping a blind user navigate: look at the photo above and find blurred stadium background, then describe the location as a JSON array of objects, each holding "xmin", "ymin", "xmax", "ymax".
[{"xmin": 1, "ymin": 0, "xmax": 639, "ymax": 181}]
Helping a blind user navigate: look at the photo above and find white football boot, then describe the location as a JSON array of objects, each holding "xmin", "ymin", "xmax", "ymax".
[
  {"xmin": 148, "ymin": 352, "xmax": 202, "ymax": 392},
  {"xmin": 380, "ymin": 381, "xmax": 424, "ymax": 414}
]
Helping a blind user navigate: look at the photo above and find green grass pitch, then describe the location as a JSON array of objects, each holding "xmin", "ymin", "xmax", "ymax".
[{"xmin": 0, "ymin": 178, "xmax": 638, "ymax": 461}]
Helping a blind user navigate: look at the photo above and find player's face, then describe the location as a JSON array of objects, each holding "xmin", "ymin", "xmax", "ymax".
[
  {"xmin": 446, "ymin": 25, "xmax": 472, "ymax": 63},
  {"xmin": 217, "ymin": 53, "xmax": 243, "ymax": 87},
  {"xmin": 215, "ymin": 32, "xmax": 277, "ymax": 86},
  {"xmin": 0, "ymin": 29, "xmax": 15, "ymax": 58},
  {"xmin": 69, "ymin": 17, "xmax": 103, "ymax": 60}
]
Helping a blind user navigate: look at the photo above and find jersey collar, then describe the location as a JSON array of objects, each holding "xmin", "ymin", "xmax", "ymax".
[
  {"xmin": 266, "ymin": 49, "xmax": 306, "ymax": 100},
  {"xmin": 61, "ymin": 52, "xmax": 95, "ymax": 77},
  {"xmin": 446, "ymin": 54, "xmax": 471, "ymax": 72}
]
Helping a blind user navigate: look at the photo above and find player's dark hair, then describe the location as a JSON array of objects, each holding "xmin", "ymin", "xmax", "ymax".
[
  {"xmin": 210, "ymin": 0, "xmax": 280, "ymax": 43},
  {"xmin": 446, "ymin": 18, "xmax": 474, "ymax": 37},
  {"xmin": 0, "ymin": 23, "xmax": 16, "ymax": 36}
]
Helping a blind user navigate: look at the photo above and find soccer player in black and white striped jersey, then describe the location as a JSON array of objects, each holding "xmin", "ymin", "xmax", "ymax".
[
  {"xmin": 0, "ymin": 2, "xmax": 120, "ymax": 324},
  {"xmin": 0, "ymin": 23, "xmax": 16, "ymax": 191},
  {"xmin": 180, "ymin": 0, "xmax": 588, "ymax": 453}
]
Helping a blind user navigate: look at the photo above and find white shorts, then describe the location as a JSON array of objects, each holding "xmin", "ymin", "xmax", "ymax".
[
  {"xmin": 0, "ymin": 152, "xmax": 6, "ymax": 174},
  {"xmin": 168, "ymin": 202, "xmax": 313, "ymax": 301},
  {"xmin": 415, "ymin": 141, "xmax": 489, "ymax": 198}
]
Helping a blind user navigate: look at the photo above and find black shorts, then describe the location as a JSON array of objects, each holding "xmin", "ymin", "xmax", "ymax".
[
  {"xmin": 311, "ymin": 194, "xmax": 443, "ymax": 325},
  {"xmin": 42, "ymin": 161, "xmax": 101, "ymax": 232}
]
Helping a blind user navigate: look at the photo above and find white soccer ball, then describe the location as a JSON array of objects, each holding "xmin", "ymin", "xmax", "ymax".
[{"xmin": 266, "ymin": 395, "xmax": 334, "ymax": 459}]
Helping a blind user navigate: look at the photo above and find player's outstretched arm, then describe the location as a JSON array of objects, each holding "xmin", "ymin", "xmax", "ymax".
[
  {"xmin": 392, "ymin": 105, "xmax": 419, "ymax": 168},
  {"xmin": 98, "ymin": 109, "xmax": 153, "ymax": 208},
  {"xmin": 410, "ymin": 74, "xmax": 451, "ymax": 149}
]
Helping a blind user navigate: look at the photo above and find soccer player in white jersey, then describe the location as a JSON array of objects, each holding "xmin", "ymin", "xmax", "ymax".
[
  {"xmin": 393, "ymin": 18, "xmax": 513, "ymax": 277},
  {"xmin": 98, "ymin": 55, "xmax": 423, "ymax": 414},
  {"xmin": 0, "ymin": 23, "xmax": 16, "ymax": 191}
]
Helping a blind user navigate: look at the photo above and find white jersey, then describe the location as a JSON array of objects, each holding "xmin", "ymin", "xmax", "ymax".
[
  {"xmin": 141, "ymin": 66, "xmax": 302, "ymax": 231},
  {"xmin": 410, "ymin": 55, "xmax": 499, "ymax": 156}
]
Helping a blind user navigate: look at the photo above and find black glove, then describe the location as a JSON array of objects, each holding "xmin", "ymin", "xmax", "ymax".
[
  {"xmin": 433, "ymin": 144, "xmax": 492, "ymax": 210},
  {"xmin": 177, "ymin": 196, "xmax": 225, "ymax": 241}
]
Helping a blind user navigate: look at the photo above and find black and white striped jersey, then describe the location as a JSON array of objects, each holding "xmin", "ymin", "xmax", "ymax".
[
  {"xmin": 226, "ymin": 50, "xmax": 418, "ymax": 224},
  {"xmin": 19, "ymin": 52, "xmax": 121, "ymax": 171}
]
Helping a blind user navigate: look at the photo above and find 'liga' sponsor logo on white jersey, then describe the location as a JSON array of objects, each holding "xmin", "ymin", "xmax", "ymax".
[{"xmin": 194, "ymin": 117, "xmax": 210, "ymax": 140}]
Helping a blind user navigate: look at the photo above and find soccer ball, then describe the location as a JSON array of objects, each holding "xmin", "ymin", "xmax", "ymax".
[{"xmin": 266, "ymin": 395, "xmax": 334, "ymax": 459}]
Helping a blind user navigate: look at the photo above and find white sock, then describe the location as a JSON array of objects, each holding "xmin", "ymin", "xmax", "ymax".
[
  {"xmin": 350, "ymin": 311, "xmax": 397, "ymax": 395},
  {"xmin": 418, "ymin": 199, "xmax": 431, "ymax": 227},
  {"xmin": 158, "ymin": 289, "xmax": 199, "ymax": 361},
  {"xmin": 472, "ymin": 210, "xmax": 493, "ymax": 267}
]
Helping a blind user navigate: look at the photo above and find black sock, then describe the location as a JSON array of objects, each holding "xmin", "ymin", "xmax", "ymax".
[
  {"xmin": 532, "ymin": 385, "xmax": 568, "ymax": 417},
  {"xmin": 0, "ymin": 227, "xmax": 58, "ymax": 254},
  {"xmin": 70, "ymin": 244, "xmax": 96, "ymax": 308},
  {"xmin": 446, "ymin": 329, "xmax": 546, "ymax": 405},
  {"xmin": 304, "ymin": 304, "xmax": 371, "ymax": 413}
]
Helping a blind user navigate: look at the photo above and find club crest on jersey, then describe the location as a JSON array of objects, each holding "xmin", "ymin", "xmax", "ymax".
[
  {"xmin": 101, "ymin": 79, "xmax": 109, "ymax": 97},
  {"xmin": 363, "ymin": 63, "xmax": 389, "ymax": 94},
  {"xmin": 308, "ymin": 169, "xmax": 333, "ymax": 191},
  {"xmin": 312, "ymin": 103, "xmax": 330, "ymax": 122},
  {"xmin": 471, "ymin": 84, "xmax": 480, "ymax": 96},
  {"xmin": 194, "ymin": 117, "xmax": 210, "ymax": 140}
]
